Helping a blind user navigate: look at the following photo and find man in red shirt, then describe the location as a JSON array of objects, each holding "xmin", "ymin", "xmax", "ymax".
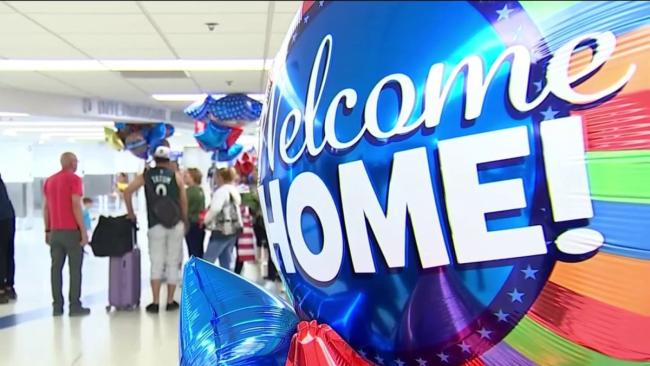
[{"xmin": 43, "ymin": 152, "xmax": 90, "ymax": 316}]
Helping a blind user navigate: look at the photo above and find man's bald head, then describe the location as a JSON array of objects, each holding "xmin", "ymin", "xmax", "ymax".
[{"xmin": 60, "ymin": 152, "xmax": 78, "ymax": 172}]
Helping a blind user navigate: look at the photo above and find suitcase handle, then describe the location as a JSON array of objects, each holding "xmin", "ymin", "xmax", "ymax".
[{"xmin": 132, "ymin": 223, "xmax": 139, "ymax": 249}]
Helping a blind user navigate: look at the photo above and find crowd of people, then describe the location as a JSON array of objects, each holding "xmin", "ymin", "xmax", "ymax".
[
  {"xmin": 121, "ymin": 145, "xmax": 272, "ymax": 313},
  {"xmin": 0, "ymin": 143, "xmax": 276, "ymax": 316}
]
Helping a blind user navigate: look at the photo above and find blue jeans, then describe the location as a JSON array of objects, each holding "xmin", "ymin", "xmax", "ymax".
[{"xmin": 204, "ymin": 231, "xmax": 238, "ymax": 270}]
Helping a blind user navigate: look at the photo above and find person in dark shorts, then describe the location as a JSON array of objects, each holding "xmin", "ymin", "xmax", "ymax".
[{"xmin": 124, "ymin": 146, "xmax": 188, "ymax": 314}]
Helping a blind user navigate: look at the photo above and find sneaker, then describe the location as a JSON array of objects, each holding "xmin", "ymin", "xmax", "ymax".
[
  {"xmin": 69, "ymin": 307, "xmax": 91, "ymax": 317},
  {"xmin": 145, "ymin": 303, "xmax": 159, "ymax": 314},
  {"xmin": 166, "ymin": 301, "xmax": 179, "ymax": 311},
  {"xmin": 53, "ymin": 307, "xmax": 64, "ymax": 317},
  {"xmin": 6, "ymin": 288, "xmax": 16, "ymax": 300}
]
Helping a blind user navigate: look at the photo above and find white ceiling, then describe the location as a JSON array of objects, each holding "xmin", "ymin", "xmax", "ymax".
[{"xmin": 0, "ymin": 1, "xmax": 299, "ymax": 108}]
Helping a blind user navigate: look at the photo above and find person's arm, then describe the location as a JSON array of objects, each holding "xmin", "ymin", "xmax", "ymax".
[
  {"xmin": 124, "ymin": 174, "xmax": 145, "ymax": 221},
  {"xmin": 43, "ymin": 196, "xmax": 50, "ymax": 245},
  {"xmin": 71, "ymin": 193, "xmax": 87, "ymax": 245},
  {"xmin": 176, "ymin": 171, "xmax": 189, "ymax": 228}
]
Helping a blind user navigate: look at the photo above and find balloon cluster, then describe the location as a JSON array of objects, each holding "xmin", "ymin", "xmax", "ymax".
[
  {"xmin": 180, "ymin": 1, "xmax": 649, "ymax": 366},
  {"xmin": 104, "ymin": 122, "xmax": 176, "ymax": 160},
  {"xmin": 186, "ymin": 93, "xmax": 262, "ymax": 163},
  {"xmin": 234, "ymin": 151, "xmax": 257, "ymax": 184}
]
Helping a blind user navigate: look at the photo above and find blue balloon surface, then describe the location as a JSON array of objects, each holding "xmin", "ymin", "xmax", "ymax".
[
  {"xmin": 180, "ymin": 258, "xmax": 298, "ymax": 366},
  {"xmin": 194, "ymin": 123, "xmax": 231, "ymax": 151},
  {"xmin": 165, "ymin": 123, "xmax": 175, "ymax": 138},
  {"xmin": 216, "ymin": 143, "xmax": 244, "ymax": 162},
  {"xmin": 147, "ymin": 122, "xmax": 167, "ymax": 146},
  {"xmin": 185, "ymin": 93, "xmax": 263, "ymax": 122},
  {"xmin": 124, "ymin": 133, "xmax": 149, "ymax": 160},
  {"xmin": 256, "ymin": 1, "xmax": 601, "ymax": 364}
]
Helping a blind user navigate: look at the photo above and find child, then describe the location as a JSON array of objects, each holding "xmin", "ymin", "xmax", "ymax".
[{"xmin": 82, "ymin": 197, "xmax": 93, "ymax": 235}]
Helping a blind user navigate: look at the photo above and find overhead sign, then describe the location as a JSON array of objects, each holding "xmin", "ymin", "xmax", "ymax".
[{"xmin": 82, "ymin": 98, "xmax": 168, "ymax": 122}]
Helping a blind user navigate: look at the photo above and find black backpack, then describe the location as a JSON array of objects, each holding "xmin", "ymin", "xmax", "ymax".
[
  {"xmin": 145, "ymin": 175, "xmax": 182, "ymax": 228},
  {"xmin": 91, "ymin": 215, "xmax": 135, "ymax": 257}
]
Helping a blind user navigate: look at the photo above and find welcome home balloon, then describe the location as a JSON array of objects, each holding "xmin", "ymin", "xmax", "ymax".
[{"xmin": 256, "ymin": 1, "xmax": 649, "ymax": 364}]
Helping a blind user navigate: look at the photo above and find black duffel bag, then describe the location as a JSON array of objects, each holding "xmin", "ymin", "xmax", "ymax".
[{"xmin": 91, "ymin": 215, "xmax": 135, "ymax": 257}]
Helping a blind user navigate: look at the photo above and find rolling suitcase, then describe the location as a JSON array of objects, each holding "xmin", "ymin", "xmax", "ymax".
[{"xmin": 107, "ymin": 226, "xmax": 141, "ymax": 311}]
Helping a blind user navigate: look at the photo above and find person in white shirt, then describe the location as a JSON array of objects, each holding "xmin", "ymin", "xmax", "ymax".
[{"xmin": 203, "ymin": 168, "xmax": 242, "ymax": 269}]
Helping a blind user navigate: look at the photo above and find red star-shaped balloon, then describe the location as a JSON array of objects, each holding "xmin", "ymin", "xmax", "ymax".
[{"xmin": 286, "ymin": 321, "xmax": 372, "ymax": 366}]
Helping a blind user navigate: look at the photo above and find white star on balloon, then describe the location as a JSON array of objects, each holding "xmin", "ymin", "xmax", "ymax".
[
  {"xmin": 521, "ymin": 265, "xmax": 539, "ymax": 279},
  {"xmin": 540, "ymin": 106, "xmax": 559, "ymax": 120},
  {"xmin": 459, "ymin": 342, "xmax": 471, "ymax": 353},
  {"xmin": 508, "ymin": 288, "xmax": 525, "ymax": 303},
  {"xmin": 478, "ymin": 327, "xmax": 493, "ymax": 339},
  {"xmin": 437, "ymin": 352, "xmax": 449, "ymax": 363},
  {"xmin": 494, "ymin": 309, "xmax": 509, "ymax": 322},
  {"xmin": 496, "ymin": 4, "xmax": 514, "ymax": 21}
]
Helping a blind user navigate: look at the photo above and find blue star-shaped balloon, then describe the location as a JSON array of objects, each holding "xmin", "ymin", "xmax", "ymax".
[
  {"xmin": 185, "ymin": 93, "xmax": 263, "ymax": 122},
  {"xmin": 180, "ymin": 258, "xmax": 298, "ymax": 366},
  {"xmin": 194, "ymin": 122, "xmax": 231, "ymax": 151},
  {"xmin": 214, "ymin": 143, "xmax": 244, "ymax": 162}
]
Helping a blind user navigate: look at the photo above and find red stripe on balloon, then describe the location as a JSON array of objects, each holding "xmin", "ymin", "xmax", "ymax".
[
  {"xmin": 301, "ymin": 1, "xmax": 315, "ymax": 16},
  {"xmin": 226, "ymin": 126, "xmax": 243, "ymax": 148},
  {"xmin": 528, "ymin": 281, "xmax": 650, "ymax": 361},
  {"xmin": 463, "ymin": 357, "xmax": 486, "ymax": 366},
  {"xmin": 578, "ymin": 90, "xmax": 650, "ymax": 151}
]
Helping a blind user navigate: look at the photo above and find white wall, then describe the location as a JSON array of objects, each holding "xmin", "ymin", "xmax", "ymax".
[
  {"xmin": 181, "ymin": 139, "xmax": 257, "ymax": 200},
  {"xmin": 0, "ymin": 141, "xmax": 144, "ymax": 182},
  {"xmin": 0, "ymin": 142, "xmax": 33, "ymax": 183},
  {"xmin": 31, "ymin": 142, "xmax": 144, "ymax": 178}
]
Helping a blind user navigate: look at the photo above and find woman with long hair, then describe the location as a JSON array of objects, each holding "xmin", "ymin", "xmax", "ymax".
[{"xmin": 203, "ymin": 168, "xmax": 242, "ymax": 269}]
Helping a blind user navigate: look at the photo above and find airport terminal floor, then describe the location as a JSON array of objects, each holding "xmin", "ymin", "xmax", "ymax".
[
  {"xmin": 0, "ymin": 218, "xmax": 179, "ymax": 366},
  {"xmin": 0, "ymin": 211, "xmax": 271, "ymax": 366}
]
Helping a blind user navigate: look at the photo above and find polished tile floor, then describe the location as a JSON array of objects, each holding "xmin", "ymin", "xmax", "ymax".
[{"xmin": 0, "ymin": 213, "xmax": 270, "ymax": 366}]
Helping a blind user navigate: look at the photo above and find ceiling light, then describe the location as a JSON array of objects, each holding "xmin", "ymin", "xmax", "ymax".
[
  {"xmin": 151, "ymin": 93, "xmax": 266, "ymax": 102},
  {"xmin": 68, "ymin": 136, "xmax": 106, "ymax": 141},
  {"xmin": 0, "ymin": 121, "xmax": 113, "ymax": 128},
  {"xmin": 102, "ymin": 59, "xmax": 270, "ymax": 71},
  {"xmin": 3, "ymin": 127, "xmax": 104, "ymax": 134},
  {"xmin": 0, "ymin": 112, "xmax": 30, "ymax": 117},
  {"xmin": 0, "ymin": 60, "xmax": 105, "ymax": 71},
  {"xmin": 0, "ymin": 59, "xmax": 273, "ymax": 72},
  {"xmin": 42, "ymin": 131, "xmax": 105, "ymax": 136},
  {"xmin": 41, "ymin": 132, "xmax": 105, "ymax": 139},
  {"xmin": 152, "ymin": 93, "xmax": 209, "ymax": 102}
]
